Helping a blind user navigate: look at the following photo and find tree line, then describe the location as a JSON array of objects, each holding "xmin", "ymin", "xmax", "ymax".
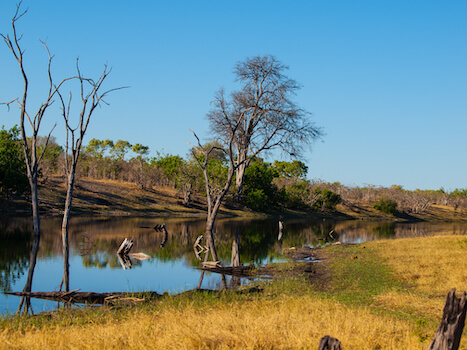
[{"xmin": 1, "ymin": 127, "xmax": 466, "ymax": 216}]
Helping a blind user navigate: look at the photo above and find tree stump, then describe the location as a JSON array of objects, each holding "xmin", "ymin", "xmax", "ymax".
[
  {"xmin": 117, "ymin": 238, "xmax": 133, "ymax": 255},
  {"xmin": 428, "ymin": 288, "xmax": 467, "ymax": 350},
  {"xmin": 318, "ymin": 335, "xmax": 342, "ymax": 350}
]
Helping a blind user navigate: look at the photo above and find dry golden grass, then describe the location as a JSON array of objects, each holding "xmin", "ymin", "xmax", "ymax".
[
  {"xmin": 0, "ymin": 296, "xmax": 424, "ymax": 350},
  {"xmin": 372, "ymin": 235, "xmax": 467, "ymax": 297},
  {"xmin": 2, "ymin": 235, "xmax": 467, "ymax": 349}
]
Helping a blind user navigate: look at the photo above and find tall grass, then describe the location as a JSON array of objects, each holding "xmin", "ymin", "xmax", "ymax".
[
  {"xmin": 0, "ymin": 295, "xmax": 423, "ymax": 350},
  {"xmin": 1, "ymin": 235, "xmax": 467, "ymax": 349}
]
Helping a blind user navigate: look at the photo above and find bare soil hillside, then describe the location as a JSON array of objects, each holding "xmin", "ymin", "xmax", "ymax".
[{"xmin": 4, "ymin": 176, "xmax": 466, "ymax": 222}]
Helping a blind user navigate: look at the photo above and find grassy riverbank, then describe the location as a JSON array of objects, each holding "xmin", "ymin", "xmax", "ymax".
[{"xmin": 1, "ymin": 234, "xmax": 466, "ymax": 349}]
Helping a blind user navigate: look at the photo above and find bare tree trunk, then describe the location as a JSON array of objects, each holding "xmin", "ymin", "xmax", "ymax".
[
  {"xmin": 235, "ymin": 149, "xmax": 248, "ymax": 201},
  {"xmin": 318, "ymin": 335, "xmax": 341, "ymax": 350},
  {"xmin": 17, "ymin": 171, "xmax": 41, "ymax": 314},
  {"xmin": 429, "ymin": 288, "xmax": 467, "ymax": 350},
  {"xmin": 60, "ymin": 167, "xmax": 76, "ymax": 292}
]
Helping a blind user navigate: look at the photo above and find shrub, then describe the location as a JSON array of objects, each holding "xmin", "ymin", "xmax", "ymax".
[
  {"xmin": 312, "ymin": 188, "xmax": 341, "ymax": 211},
  {"xmin": 374, "ymin": 198, "xmax": 398, "ymax": 215}
]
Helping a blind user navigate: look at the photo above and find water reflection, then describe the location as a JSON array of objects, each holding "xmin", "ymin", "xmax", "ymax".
[
  {"xmin": 0, "ymin": 224, "xmax": 30, "ymax": 292},
  {"xmin": 1, "ymin": 216, "xmax": 467, "ymax": 314}
]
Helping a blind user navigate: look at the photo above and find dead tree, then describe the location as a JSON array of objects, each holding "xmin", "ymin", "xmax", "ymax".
[
  {"xmin": 1, "ymin": 3, "xmax": 74, "ymax": 314},
  {"xmin": 58, "ymin": 62, "xmax": 124, "ymax": 292},
  {"xmin": 189, "ymin": 132, "xmax": 236, "ymax": 263},
  {"xmin": 429, "ymin": 288, "xmax": 467, "ymax": 350}
]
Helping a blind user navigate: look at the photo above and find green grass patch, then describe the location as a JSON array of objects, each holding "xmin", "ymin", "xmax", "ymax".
[{"xmin": 320, "ymin": 244, "xmax": 399, "ymax": 306}]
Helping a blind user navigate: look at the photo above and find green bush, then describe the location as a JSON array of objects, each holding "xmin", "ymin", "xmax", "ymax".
[
  {"xmin": 312, "ymin": 188, "xmax": 341, "ymax": 211},
  {"xmin": 374, "ymin": 198, "xmax": 398, "ymax": 215},
  {"xmin": 285, "ymin": 181, "xmax": 310, "ymax": 210},
  {"xmin": 242, "ymin": 158, "xmax": 282, "ymax": 211},
  {"xmin": 243, "ymin": 189, "xmax": 268, "ymax": 211}
]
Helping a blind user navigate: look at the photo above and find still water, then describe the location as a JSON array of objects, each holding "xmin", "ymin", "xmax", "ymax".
[{"xmin": 1, "ymin": 215, "xmax": 467, "ymax": 315}]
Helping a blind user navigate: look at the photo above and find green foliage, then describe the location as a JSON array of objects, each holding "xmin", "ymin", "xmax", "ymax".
[
  {"xmin": 374, "ymin": 198, "xmax": 398, "ymax": 215},
  {"xmin": 312, "ymin": 187, "xmax": 341, "ymax": 211},
  {"xmin": 450, "ymin": 188, "xmax": 467, "ymax": 197},
  {"xmin": 284, "ymin": 180, "xmax": 310, "ymax": 209},
  {"xmin": 132, "ymin": 143, "xmax": 149, "ymax": 158},
  {"xmin": 110, "ymin": 140, "xmax": 132, "ymax": 160},
  {"xmin": 85, "ymin": 138, "xmax": 114, "ymax": 158},
  {"xmin": 272, "ymin": 160, "xmax": 308, "ymax": 179},
  {"xmin": 242, "ymin": 158, "xmax": 282, "ymax": 211},
  {"xmin": 153, "ymin": 153, "xmax": 185, "ymax": 182},
  {"xmin": 0, "ymin": 125, "xmax": 28, "ymax": 197}
]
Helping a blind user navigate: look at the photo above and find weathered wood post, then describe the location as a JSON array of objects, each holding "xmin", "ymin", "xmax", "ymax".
[
  {"xmin": 117, "ymin": 238, "xmax": 133, "ymax": 255},
  {"xmin": 117, "ymin": 238, "xmax": 133, "ymax": 269},
  {"xmin": 318, "ymin": 335, "xmax": 342, "ymax": 350},
  {"xmin": 428, "ymin": 288, "xmax": 467, "ymax": 350}
]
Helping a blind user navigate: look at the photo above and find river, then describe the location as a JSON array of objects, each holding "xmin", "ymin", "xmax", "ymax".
[{"xmin": 1, "ymin": 215, "xmax": 467, "ymax": 315}]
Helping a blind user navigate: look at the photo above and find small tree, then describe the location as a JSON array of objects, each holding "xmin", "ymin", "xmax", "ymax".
[{"xmin": 374, "ymin": 198, "xmax": 398, "ymax": 215}]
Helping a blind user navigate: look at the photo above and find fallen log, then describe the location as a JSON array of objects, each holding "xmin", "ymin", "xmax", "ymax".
[
  {"xmin": 7, "ymin": 290, "xmax": 161, "ymax": 305},
  {"xmin": 200, "ymin": 264, "xmax": 254, "ymax": 277}
]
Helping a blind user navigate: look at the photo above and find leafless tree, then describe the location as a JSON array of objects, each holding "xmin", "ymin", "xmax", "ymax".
[
  {"xmin": 1, "ymin": 3, "xmax": 75, "ymax": 314},
  {"xmin": 189, "ymin": 131, "xmax": 235, "ymax": 263},
  {"xmin": 58, "ymin": 60, "xmax": 124, "ymax": 292},
  {"xmin": 207, "ymin": 55, "xmax": 322, "ymax": 200}
]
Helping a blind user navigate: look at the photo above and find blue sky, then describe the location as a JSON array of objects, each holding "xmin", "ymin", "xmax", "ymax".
[{"xmin": 0, "ymin": 1, "xmax": 466, "ymax": 191}]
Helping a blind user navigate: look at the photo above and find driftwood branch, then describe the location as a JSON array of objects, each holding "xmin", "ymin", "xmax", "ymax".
[
  {"xmin": 8, "ymin": 290, "xmax": 160, "ymax": 305},
  {"xmin": 429, "ymin": 288, "xmax": 467, "ymax": 350},
  {"xmin": 116, "ymin": 238, "xmax": 150, "ymax": 270}
]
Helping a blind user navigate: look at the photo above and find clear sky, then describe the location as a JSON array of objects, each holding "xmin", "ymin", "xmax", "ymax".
[{"xmin": 0, "ymin": 1, "xmax": 466, "ymax": 191}]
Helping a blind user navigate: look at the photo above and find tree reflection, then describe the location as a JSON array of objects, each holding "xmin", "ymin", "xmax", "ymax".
[
  {"xmin": 0, "ymin": 225, "xmax": 30, "ymax": 292},
  {"xmin": 17, "ymin": 229, "xmax": 40, "ymax": 314},
  {"xmin": 372, "ymin": 222, "xmax": 396, "ymax": 237}
]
